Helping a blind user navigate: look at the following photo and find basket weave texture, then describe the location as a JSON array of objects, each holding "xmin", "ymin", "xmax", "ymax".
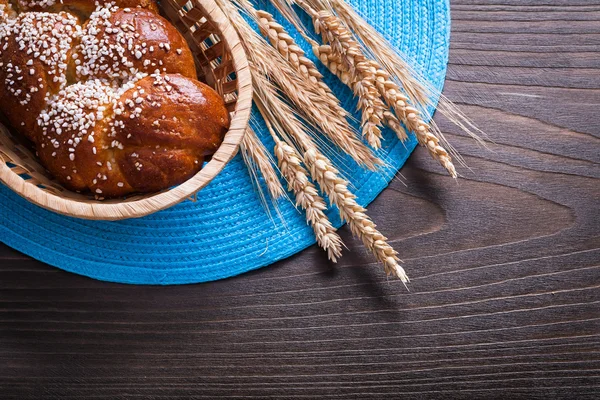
[{"xmin": 0, "ymin": 0, "xmax": 252, "ymax": 220}]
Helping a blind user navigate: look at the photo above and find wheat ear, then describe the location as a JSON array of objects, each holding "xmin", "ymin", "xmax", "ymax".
[
  {"xmin": 222, "ymin": 0, "xmax": 382, "ymax": 171},
  {"xmin": 383, "ymin": 110, "xmax": 408, "ymax": 142},
  {"xmin": 324, "ymin": 0, "xmax": 486, "ymax": 162},
  {"xmin": 251, "ymin": 8, "xmax": 380, "ymax": 168},
  {"xmin": 291, "ymin": 1, "xmax": 385, "ymax": 149},
  {"xmin": 252, "ymin": 58, "xmax": 407, "ymax": 282},
  {"xmin": 313, "ymin": 44, "xmax": 406, "ymax": 145},
  {"xmin": 297, "ymin": 3, "xmax": 457, "ymax": 176},
  {"xmin": 304, "ymin": 148, "xmax": 409, "ymax": 283},
  {"xmin": 247, "ymin": 54, "xmax": 346, "ymax": 261},
  {"xmin": 312, "ymin": 43, "xmax": 385, "ymax": 149},
  {"xmin": 254, "ymin": 10, "xmax": 339, "ymax": 108},
  {"xmin": 274, "ymin": 138, "xmax": 343, "ymax": 262},
  {"xmin": 372, "ymin": 65, "xmax": 457, "ymax": 177},
  {"xmin": 259, "ymin": 78, "xmax": 407, "ymax": 281},
  {"xmin": 321, "ymin": 0, "xmax": 429, "ymax": 105},
  {"xmin": 240, "ymin": 127, "xmax": 285, "ymax": 199},
  {"xmin": 257, "ymin": 95, "xmax": 345, "ymax": 262}
]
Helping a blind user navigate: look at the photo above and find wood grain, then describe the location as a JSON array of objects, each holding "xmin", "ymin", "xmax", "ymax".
[{"xmin": 1, "ymin": 1, "xmax": 599, "ymax": 398}]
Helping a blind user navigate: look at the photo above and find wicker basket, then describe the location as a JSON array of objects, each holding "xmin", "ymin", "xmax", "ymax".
[{"xmin": 0, "ymin": 0, "xmax": 252, "ymax": 220}]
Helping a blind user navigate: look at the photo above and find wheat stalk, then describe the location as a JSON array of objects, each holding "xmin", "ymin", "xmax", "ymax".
[
  {"xmin": 216, "ymin": 0, "xmax": 410, "ymax": 281},
  {"xmin": 320, "ymin": 0, "xmax": 487, "ymax": 163},
  {"xmin": 222, "ymin": 0, "xmax": 382, "ymax": 171},
  {"xmin": 319, "ymin": 0, "xmax": 429, "ymax": 105},
  {"xmin": 372, "ymin": 63, "xmax": 458, "ymax": 177},
  {"xmin": 304, "ymin": 148, "xmax": 409, "ymax": 283},
  {"xmin": 263, "ymin": 0, "xmax": 439, "ymax": 158},
  {"xmin": 272, "ymin": 0, "xmax": 485, "ymax": 173},
  {"xmin": 240, "ymin": 127, "xmax": 285, "ymax": 199},
  {"xmin": 218, "ymin": 0, "xmax": 346, "ymax": 261},
  {"xmin": 250, "ymin": 8, "xmax": 381, "ymax": 167},
  {"xmin": 254, "ymin": 10, "xmax": 339, "ymax": 108},
  {"xmin": 251, "ymin": 51, "xmax": 407, "ymax": 281},
  {"xmin": 274, "ymin": 138, "xmax": 343, "ymax": 262},
  {"xmin": 312, "ymin": 44, "xmax": 384, "ymax": 149},
  {"xmin": 293, "ymin": 2, "xmax": 457, "ymax": 176}
]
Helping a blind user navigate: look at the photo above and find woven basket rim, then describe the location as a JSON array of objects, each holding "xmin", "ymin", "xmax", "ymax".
[{"xmin": 0, "ymin": 0, "xmax": 252, "ymax": 221}]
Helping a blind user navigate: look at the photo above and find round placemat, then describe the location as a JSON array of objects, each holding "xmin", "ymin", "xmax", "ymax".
[{"xmin": 0, "ymin": 0, "xmax": 451, "ymax": 284}]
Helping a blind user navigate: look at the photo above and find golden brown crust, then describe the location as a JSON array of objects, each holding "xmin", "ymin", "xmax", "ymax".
[
  {"xmin": 115, "ymin": 74, "xmax": 229, "ymax": 154},
  {"xmin": 70, "ymin": 7, "xmax": 196, "ymax": 82},
  {"xmin": 35, "ymin": 80, "xmax": 117, "ymax": 193},
  {"xmin": 36, "ymin": 75, "xmax": 229, "ymax": 198},
  {"xmin": 0, "ymin": 12, "xmax": 81, "ymax": 141},
  {"xmin": 111, "ymin": 74, "xmax": 229, "ymax": 193}
]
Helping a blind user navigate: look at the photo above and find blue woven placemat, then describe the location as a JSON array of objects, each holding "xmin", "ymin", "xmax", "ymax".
[{"xmin": 0, "ymin": 0, "xmax": 450, "ymax": 284}]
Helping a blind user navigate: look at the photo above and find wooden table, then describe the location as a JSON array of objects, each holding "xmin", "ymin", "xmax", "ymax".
[{"xmin": 1, "ymin": 1, "xmax": 599, "ymax": 398}]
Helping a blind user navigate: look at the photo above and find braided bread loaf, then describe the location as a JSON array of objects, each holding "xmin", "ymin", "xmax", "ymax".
[{"xmin": 0, "ymin": 1, "xmax": 230, "ymax": 199}]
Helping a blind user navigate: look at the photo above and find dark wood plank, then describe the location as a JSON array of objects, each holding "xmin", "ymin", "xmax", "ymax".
[{"xmin": 1, "ymin": 1, "xmax": 599, "ymax": 398}]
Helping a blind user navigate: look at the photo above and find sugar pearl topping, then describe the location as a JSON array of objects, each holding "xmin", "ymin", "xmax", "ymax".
[
  {"xmin": 0, "ymin": 12, "xmax": 81, "ymax": 104},
  {"xmin": 37, "ymin": 76, "xmax": 146, "ymax": 151},
  {"xmin": 75, "ymin": 5, "xmax": 171, "ymax": 80},
  {"xmin": 38, "ymin": 79, "xmax": 119, "ymax": 146},
  {"xmin": 18, "ymin": 0, "xmax": 58, "ymax": 10}
]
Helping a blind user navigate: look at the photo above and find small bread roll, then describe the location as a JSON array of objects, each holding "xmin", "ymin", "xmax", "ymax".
[
  {"xmin": 71, "ymin": 6, "xmax": 196, "ymax": 82},
  {"xmin": 36, "ymin": 74, "xmax": 229, "ymax": 198},
  {"xmin": 0, "ymin": 11, "xmax": 81, "ymax": 141}
]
